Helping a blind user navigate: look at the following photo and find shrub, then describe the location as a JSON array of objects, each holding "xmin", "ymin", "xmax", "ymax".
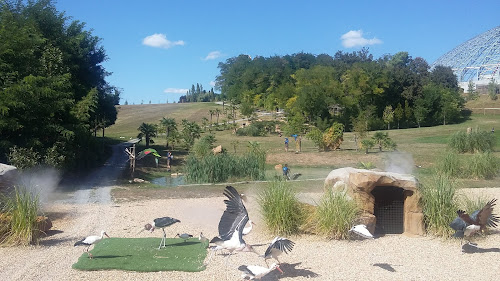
[
  {"xmin": 258, "ymin": 180, "xmax": 303, "ymax": 236},
  {"xmin": 0, "ymin": 186, "xmax": 41, "ymax": 246},
  {"xmin": 436, "ymin": 151, "xmax": 462, "ymax": 177},
  {"xmin": 185, "ymin": 146, "xmax": 266, "ymax": 184},
  {"xmin": 419, "ymin": 175, "xmax": 459, "ymax": 237},
  {"xmin": 449, "ymin": 130, "xmax": 494, "ymax": 153},
  {"xmin": 236, "ymin": 121, "xmax": 278, "ymax": 136},
  {"xmin": 313, "ymin": 189, "xmax": 359, "ymax": 239},
  {"xmin": 306, "ymin": 127, "xmax": 325, "ymax": 151},
  {"xmin": 322, "ymin": 122, "xmax": 344, "ymax": 150},
  {"xmin": 360, "ymin": 139, "xmax": 375, "ymax": 154},
  {"xmin": 464, "ymin": 152, "xmax": 500, "ymax": 179},
  {"xmin": 8, "ymin": 147, "xmax": 41, "ymax": 170}
]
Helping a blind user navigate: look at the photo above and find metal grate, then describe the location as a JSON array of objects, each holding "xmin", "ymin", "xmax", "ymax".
[{"xmin": 372, "ymin": 186, "xmax": 404, "ymax": 235}]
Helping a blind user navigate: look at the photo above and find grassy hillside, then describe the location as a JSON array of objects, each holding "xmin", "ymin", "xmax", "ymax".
[
  {"xmin": 106, "ymin": 102, "xmax": 499, "ymax": 189},
  {"xmin": 107, "ymin": 102, "xmax": 223, "ymax": 139}
]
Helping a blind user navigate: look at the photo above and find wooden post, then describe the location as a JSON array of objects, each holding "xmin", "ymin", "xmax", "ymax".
[{"xmin": 125, "ymin": 144, "xmax": 136, "ymax": 178}]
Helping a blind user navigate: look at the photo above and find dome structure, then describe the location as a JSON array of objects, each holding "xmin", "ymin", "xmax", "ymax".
[{"xmin": 431, "ymin": 26, "xmax": 500, "ymax": 90}]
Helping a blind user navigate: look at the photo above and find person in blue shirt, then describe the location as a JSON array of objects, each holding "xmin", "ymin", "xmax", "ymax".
[
  {"xmin": 284, "ymin": 138, "xmax": 289, "ymax": 152},
  {"xmin": 282, "ymin": 164, "xmax": 290, "ymax": 180}
]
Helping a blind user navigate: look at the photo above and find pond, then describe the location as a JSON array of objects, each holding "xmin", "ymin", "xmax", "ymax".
[{"xmin": 151, "ymin": 175, "xmax": 185, "ymax": 187}]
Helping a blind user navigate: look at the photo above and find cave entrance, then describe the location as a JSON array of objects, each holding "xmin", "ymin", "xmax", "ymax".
[{"xmin": 372, "ymin": 186, "xmax": 404, "ymax": 235}]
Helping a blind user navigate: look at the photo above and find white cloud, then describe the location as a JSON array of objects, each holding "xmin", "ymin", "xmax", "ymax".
[
  {"xmin": 340, "ymin": 30, "xmax": 382, "ymax": 48},
  {"xmin": 164, "ymin": 88, "xmax": 188, "ymax": 94},
  {"xmin": 142, "ymin": 33, "xmax": 185, "ymax": 49},
  {"xmin": 203, "ymin": 51, "xmax": 223, "ymax": 60},
  {"xmin": 209, "ymin": 81, "xmax": 216, "ymax": 87}
]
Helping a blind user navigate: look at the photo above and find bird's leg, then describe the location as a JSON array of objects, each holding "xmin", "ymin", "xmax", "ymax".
[{"xmin": 163, "ymin": 228, "xmax": 167, "ymax": 248}]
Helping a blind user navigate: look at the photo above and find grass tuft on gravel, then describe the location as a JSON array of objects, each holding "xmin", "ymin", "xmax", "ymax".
[{"xmin": 72, "ymin": 238, "xmax": 207, "ymax": 272}]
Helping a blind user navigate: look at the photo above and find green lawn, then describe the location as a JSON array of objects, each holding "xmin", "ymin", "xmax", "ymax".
[
  {"xmin": 105, "ymin": 101, "xmax": 500, "ymax": 190},
  {"xmin": 72, "ymin": 238, "xmax": 207, "ymax": 272}
]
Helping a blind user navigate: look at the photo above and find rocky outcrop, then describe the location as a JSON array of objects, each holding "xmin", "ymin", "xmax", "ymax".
[{"xmin": 325, "ymin": 167, "xmax": 424, "ymax": 236}]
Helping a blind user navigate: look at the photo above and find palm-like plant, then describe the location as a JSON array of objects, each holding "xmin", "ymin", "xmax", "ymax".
[
  {"xmin": 137, "ymin": 122, "xmax": 158, "ymax": 147},
  {"xmin": 372, "ymin": 131, "xmax": 389, "ymax": 152},
  {"xmin": 160, "ymin": 117, "xmax": 177, "ymax": 149}
]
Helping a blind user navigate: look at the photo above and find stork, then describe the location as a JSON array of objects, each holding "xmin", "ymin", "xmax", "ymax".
[
  {"xmin": 242, "ymin": 220, "xmax": 256, "ymax": 236},
  {"xmin": 210, "ymin": 186, "xmax": 257, "ymax": 263},
  {"xmin": 74, "ymin": 230, "xmax": 109, "ymax": 259},
  {"xmin": 349, "ymin": 224, "xmax": 374, "ymax": 239},
  {"xmin": 199, "ymin": 232, "xmax": 209, "ymax": 248},
  {"xmin": 239, "ymin": 263, "xmax": 283, "ymax": 280},
  {"xmin": 262, "ymin": 236, "xmax": 294, "ymax": 267},
  {"xmin": 140, "ymin": 216, "xmax": 181, "ymax": 249},
  {"xmin": 176, "ymin": 233, "xmax": 193, "ymax": 242},
  {"xmin": 450, "ymin": 199, "xmax": 499, "ymax": 243}
]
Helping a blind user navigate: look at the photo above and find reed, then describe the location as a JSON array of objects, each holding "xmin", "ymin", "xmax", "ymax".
[
  {"xmin": 0, "ymin": 186, "xmax": 41, "ymax": 246},
  {"xmin": 258, "ymin": 179, "xmax": 303, "ymax": 236}
]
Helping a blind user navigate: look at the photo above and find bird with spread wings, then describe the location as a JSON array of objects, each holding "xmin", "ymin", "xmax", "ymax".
[{"xmin": 450, "ymin": 198, "xmax": 499, "ymax": 239}]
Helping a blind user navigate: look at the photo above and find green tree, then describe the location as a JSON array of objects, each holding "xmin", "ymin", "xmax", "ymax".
[
  {"xmin": 394, "ymin": 103, "xmax": 403, "ymax": 129},
  {"xmin": 466, "ymin": 80, "xmax": 478, "ymax": 101},
  {"xmin": 413, "ymin": 98, "xmax": 428, "ymax": 128},
  {"xmin": 372, "ymin": 131, "xmax": 389, "ymax": 152},
  {"xmin": 487, "ymin": 78, "xmax": 499, "ymax": 100},
  {"xmin": 160, "ymin": 117, "xmax": 177, "ymax": 149},
  {"xmin": 180, "ymin": 119, "xmax": 201, "ymax": 150},
  {"xmin": 137, "ymin": 123, "xmax": 158, "ymax": 147},
  {"xmin": 382, "ymin": 105, "xmax": 394, "ymax": 130}
]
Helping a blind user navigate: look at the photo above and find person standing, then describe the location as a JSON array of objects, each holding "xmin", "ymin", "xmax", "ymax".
[
  {"xmin": 284, "ymin": 137, "xmax": 289, "ymax": 152},
  {"xmin": 166, "ymin": 151, "xmax": 173, "ymax": 171}
]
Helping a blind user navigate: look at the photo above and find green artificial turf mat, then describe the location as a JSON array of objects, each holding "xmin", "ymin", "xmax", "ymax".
[{"xmin": 72, "ymin": 238, "xmax": 207, "ymax": 272}]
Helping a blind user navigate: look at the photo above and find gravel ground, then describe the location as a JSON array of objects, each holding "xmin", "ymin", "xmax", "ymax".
[{"xmin": 1, "ymin": 187, "xmax": 499, "ymax": 281}]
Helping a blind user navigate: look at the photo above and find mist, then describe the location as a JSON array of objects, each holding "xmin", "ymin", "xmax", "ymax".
[
  {"xmin": 14, "ymin": 167, "xmax": 62, "ymax": 209},
  {"xmin": 384, "ymin": 152, "xmax": 415, "ymax": 175}
]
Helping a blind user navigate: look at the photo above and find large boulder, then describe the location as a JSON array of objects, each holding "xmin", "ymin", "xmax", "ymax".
[{"xmin": 325, "ymin": 167, "xmax": 424, "ymax": 236}]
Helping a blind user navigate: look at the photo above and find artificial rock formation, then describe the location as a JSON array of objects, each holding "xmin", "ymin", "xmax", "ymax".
[{"xmin": 325, "ymin": 167, "xmax": 425, "ymax": 236}]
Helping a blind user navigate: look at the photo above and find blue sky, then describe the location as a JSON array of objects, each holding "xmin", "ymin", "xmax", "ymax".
[{"xmin": 55, "ymin": 0, "xmax": 500, "ymax": 105}]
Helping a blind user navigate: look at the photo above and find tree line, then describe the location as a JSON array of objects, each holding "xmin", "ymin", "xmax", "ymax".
[
  {"xmin": 0, "ymin": 0, "xmax": 119, "ymax": 170},
  {"xmin": 214, "ymin": 49, "xmax": 466, "ymax": 134}
]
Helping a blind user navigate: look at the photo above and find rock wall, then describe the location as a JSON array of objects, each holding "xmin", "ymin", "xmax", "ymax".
[{"xmin": 325, "ymin": 167, "xmax": 425, "ymax": 236}]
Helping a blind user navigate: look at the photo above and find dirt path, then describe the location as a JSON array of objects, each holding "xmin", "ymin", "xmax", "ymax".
[{"xmin": 0, "ymin": 141, "xmax": 134, "ymax": 280}]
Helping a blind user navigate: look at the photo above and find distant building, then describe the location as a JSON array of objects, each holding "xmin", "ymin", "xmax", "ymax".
[{"xmin": 431, "ymin": 26, "xmax": 500, "ymax": 93}]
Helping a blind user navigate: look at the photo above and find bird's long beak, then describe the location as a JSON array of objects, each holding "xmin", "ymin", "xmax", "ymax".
[
  {"xmin": 276, "ymin": 266, "xmax": 284, "ymax": 274},
  {"xmin": 251, "ymin": 221, "xmax": 256, "ymax": 226},
  {"xmin": 137, "ymin": 228, "xmax": 146, "ymax": 235},
  {"xmin": 105, "ymin": 233, "xmax": 110, "ymax": 238}
]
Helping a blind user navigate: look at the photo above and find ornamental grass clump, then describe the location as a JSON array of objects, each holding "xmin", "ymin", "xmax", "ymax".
[
  {"xmin": 258, "ymin": 179, "xmax": 303, "ymax": 236},
  {"xmin": 420, "ymin": 175, "xmax": 459, "ymax": 238},
  {"xmin": 313, "ymin": 189, "xmax": 359, "ymax": 239},
  {"xmin": 0, "ymin": 186, "xmax": 41, "ymax": 246}
]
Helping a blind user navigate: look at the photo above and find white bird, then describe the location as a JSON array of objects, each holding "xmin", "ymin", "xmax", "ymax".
[
  {"xmin": 175, "ymin": 233, "xmax": 193, "ymax": 242},
  {"xmin": 242, "ymin": 220, "xmax": 256, "ymax": 235},
  {"xmin": 210, "ymin": 186, "xmax": 257, "ymax": 263},
  {"xmin": 263, "ymin": 236, "xmax": 294, "ymax": 266},
  {"xmin": 74, "ymin": 230, "xmax": 109, "ymax": 259},
  {"xmin": 239, "ymin": 263, "xmax": 283, "ymax": 280},
  {"xmin": 349, "ymin": 224, "xmax": 374, "ymax": 239},
  {"xmin": 199, "ymin": 232, "xmax": 209, "ymax": 248},
  {"xmin": 140, "ymin": 216, "xmax": 181, "ymax": 249}
]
